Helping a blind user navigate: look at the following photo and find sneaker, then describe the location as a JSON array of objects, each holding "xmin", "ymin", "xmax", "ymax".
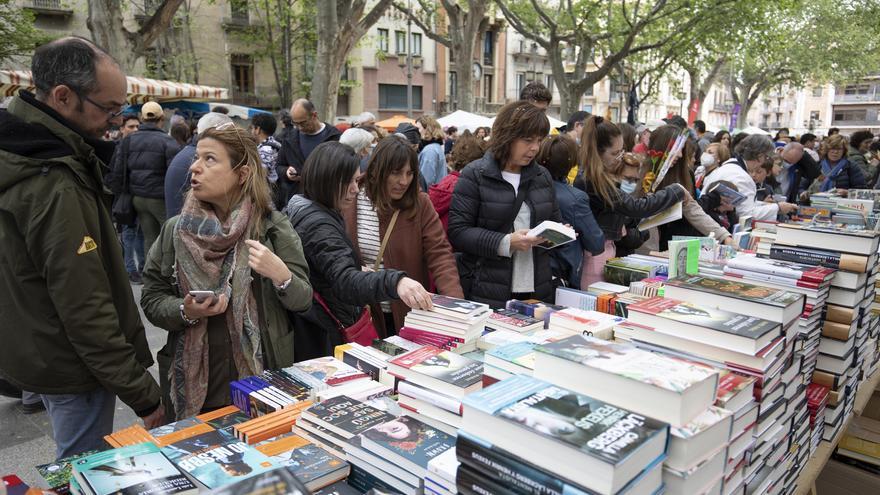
[
  {"xmin": 0, "ymin": 377, "xmax": 22, "ymax": 399},
  {"xmin": 129, "ymin": 272, "xmax": 143, "ymax": 285},
  {"xmin": 20, "ymin": 401, "xmax": 46, "ymax": 415}
]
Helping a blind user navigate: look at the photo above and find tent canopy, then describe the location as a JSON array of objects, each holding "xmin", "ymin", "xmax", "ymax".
[
  {"xmin": 437, "ymin": 110, "xmax": 493, "ymax": 132},
  {"xmin": 376, "ymin": 115, "xmax": 415, "ymax": 131},
  {"xmin": 128, "ymin": 100, "xmax": 270, "ymax": 120},
  {"xmin": 0, "ymin": 69, "xmax": 228, "ymax": 104},
  {"xmin": 737, "ymin": 126, "xmax": 772, "ymax": 136}
]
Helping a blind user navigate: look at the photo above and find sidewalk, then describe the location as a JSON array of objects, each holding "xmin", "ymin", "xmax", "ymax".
[{"xmin": 0, "ymin": 286, "xmax": 164, "ymax": 488}]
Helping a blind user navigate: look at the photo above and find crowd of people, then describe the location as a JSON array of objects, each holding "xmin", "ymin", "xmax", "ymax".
[{"xmin": 2, "ymin": 36, "xmax": 880, "ymax": 460}]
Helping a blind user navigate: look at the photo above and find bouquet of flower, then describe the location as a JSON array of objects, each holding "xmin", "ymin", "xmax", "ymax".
[{"xmin": 643, "ymin": 128, "xmax": 689, "ymax": 193}]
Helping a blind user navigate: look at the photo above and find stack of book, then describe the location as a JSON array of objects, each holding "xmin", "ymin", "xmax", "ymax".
[
  {"xmin": 504, "ymin": 298, "xmax": 565, "ymax": 325},
  {"xmin": 613, "ymin": 285, "xmax": 804, "ymax": 495},
  {"xmin": 806, "ymin": 383, "xmax": 830, "ymax": 452},
  {"xmin": 483, "ymin": 308, "xmax": 543, "ymax": 333},
  {"xmin": 748, "ymin": 219, "xmax": 779, "ymax": 255},
  {"xmin": 425, "ymin": 448, "xmax": 458, "ymax": 495},
  {"xmin": 387, "ymin": 345, "xmax": 483, "ymax": 434},
  {"xmin": 254, "ymin": 435, "xmax": 351, "ymax": 492},
  {"xmin": 348, "ymin": 415, "xmax": 455, "ymax": 495},
  {"xmin": 232, "ymin": 401, "xmax": 312, "ymax": 444},
  {"xmin": 229, "ymin": 370, "xmax": 311, "ymax": 417},
  {"xmin": 71, "ymin": 442, "xmax": 199, "ymax": 495},
  {"xmin": 481, "ymin": 330, "xmax": 572, "ymax": 383},
  {"xmin": 547, "ymin": 308, "xmax": 625, "ymax": 340},
  {"xmin": 459, "ymin": 375, "xmax": 669, "ymax": 495},
  {"xmin": 401, "ymin": 295, "xmax": 491, "ymax": 354},
  {"xmin": 334, "ymin": 342, "xmax": 397, "ymax": 387},
  {"xmin": 663, "ymin": 406, "xmax": 732, "ymax": 495},
  {"xmin": 284, "ymin": 356, "xmax": 391, "ymax": 402},
  {"xmin": 603, "ymin": 255, "xmax": 669, "ymax": 286},
  {"xmin": 294, "ymin": 396, "xmax": 395, "ymax": 459}
]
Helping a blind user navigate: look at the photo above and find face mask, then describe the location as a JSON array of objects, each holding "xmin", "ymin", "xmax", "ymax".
[
  {"xmin": 700, "ymin": 153, "xmax": 716, "ymax": 167},
  {"xmin": 620, "ymin": 180, "xmax": 638, "ymax": 195}
]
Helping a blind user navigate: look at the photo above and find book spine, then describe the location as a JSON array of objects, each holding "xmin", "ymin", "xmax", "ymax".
[
  {"xmin": 398, "ymin": 381, "xmax": 462, "ymax": 415},
  {"xmin": 457, "ymin": 465, "xmax": 521, "ymax": 495},
  {"xmin": 770, "ymin": 247, "xmax": 866, "ymax": 273},
  {"xmin": 455, "ymin": 433, "xmax": 597, "ymax": 495}
]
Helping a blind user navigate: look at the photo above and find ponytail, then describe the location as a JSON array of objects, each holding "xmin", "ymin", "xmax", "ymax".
[{"xmin": 578, "ymin": 116, "xmax": 622, "ymax": 206}]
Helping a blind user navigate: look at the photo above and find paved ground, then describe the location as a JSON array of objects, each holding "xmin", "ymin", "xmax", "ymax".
[{"xmin": 0, "ymin": 285, "xmax": 165, "ymax": 488}]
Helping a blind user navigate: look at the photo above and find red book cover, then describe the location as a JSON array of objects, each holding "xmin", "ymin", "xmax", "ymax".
[
  {"xmin": 400, "ymin": 327, "xmax": 466, "ymax": 344},
  {"xmin": 806, "ymin": 383, "xmax": 830, "ymax": 406},
  {"xmin": 715, "ymin": 370, "xmax": 756, "ymax": 407}
]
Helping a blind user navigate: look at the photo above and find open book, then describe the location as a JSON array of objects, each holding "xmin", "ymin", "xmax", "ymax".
[
  {"xmin": 528, "ymin": 220, "xmax": 577, "ymax": 249},
  {"xmin": 638, "ymin": 201, "xmax": 682, "ymax": 231}
]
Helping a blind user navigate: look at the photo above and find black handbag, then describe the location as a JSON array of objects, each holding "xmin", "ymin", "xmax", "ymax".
[{"xmin": 111, "ymin": 137, "xmax": 137, "ymax": 226}]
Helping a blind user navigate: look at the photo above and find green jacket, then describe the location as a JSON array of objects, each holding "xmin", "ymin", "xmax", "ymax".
[
  {"xmin": 141, "ymin": 211, "xmax": 312, "ymax": 414},
  {"xmin": 0, "ymin": 93, "xmax": 161, "ymax": 415},
  {"xmin": 849, "ymin": 145, "xmax": 876, "ymax": 186}
]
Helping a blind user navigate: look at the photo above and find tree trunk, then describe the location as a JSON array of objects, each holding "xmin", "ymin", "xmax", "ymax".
[
  {"xmin": 453, "ymin": 44, "xmax": 475, "ymax": 112},
  {"xmin": 87, "ymin": 0, "xmax": 132, "ymax": 69}
]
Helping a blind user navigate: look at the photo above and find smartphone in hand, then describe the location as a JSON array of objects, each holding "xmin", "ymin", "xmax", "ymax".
[{"xmin": 188, "ymin": 290, "xmax": 216, "ymax": 304}]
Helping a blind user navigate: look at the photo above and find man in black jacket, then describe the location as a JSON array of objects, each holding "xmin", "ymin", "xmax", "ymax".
[
  {"xmin": 275, "ymin": 98, "xmax": 341, "ymax": 208},
  {"xmin": 778, "ymin": 142, "xmax": 820, "ymax": 203},
  {"xmin": 106, "ymin": 100, "xmax": 180, "ymax": 253}
]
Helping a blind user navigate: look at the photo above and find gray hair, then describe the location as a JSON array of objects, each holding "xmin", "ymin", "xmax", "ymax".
[
  {"xmin": 196, "ymin": 112, "xmax": 233, "ymax": 135},
  {"xmin": 31, "ymin": 37, "xmax": 116, "ymax": 101},
  {"xmin": 734, "ymin": 134, "xmax": 775, "ymax": 161},
  {"xmin": 340, "ymin": 128, "xmax": 374, "ymax": 155},
  {"xmin": 355, "ymin": 111, "xmax": 376, "ymax": 125},
  {"xmin": 782, "ymin": 142, "xmax": 803, "ymax": 153}
]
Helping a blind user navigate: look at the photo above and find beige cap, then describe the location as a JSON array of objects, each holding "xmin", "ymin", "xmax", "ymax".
[{"xmin": 141, "ymin": 101, "xmax": 163, "ymax": 119}]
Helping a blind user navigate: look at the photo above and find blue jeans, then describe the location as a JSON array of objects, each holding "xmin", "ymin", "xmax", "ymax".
[
  {"xmin": 122, "ymin": 223, "xmax": 145, "ymax": 274},
  {"xmin": 41, "ymin": 388, "xmax": 116, "ymax": 459},
  {"xmin": 21, "ymin": 390, "xmax": 41, "ymax": 405}
]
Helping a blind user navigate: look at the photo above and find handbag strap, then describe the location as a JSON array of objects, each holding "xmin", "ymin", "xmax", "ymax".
[
  {"xmin": 313, "ymin": 292, "xmax": 344, "ymax": 331},
  {"xmin": 374, "ymin": 209, "xmax": 400, "ymax": 271}
]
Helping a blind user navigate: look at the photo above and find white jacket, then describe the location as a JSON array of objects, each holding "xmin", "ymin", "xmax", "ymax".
[{"xmin": 701, "ymin": 158, "xmax": 779, "ymax": 221}]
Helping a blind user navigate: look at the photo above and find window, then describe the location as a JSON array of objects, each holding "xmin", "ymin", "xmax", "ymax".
[
  {"xmin": 484, "ymin": 74, "xmax": 493, "ymax": 102},
  {"xmin": 810, "ymin": 111, "xmax": 821, "ymax": 121},
  {"xmin": 379, "ymin": 84, "xmax": 423, "ymax": 110},
  {"xmin": 582, "ymin": 105, "xmax": 593, "ymax": 113},
  {"xmin": 449, "ymin": 72, "xmax": 457, "ymax": 98},
  {"xmin": 584, "ymin": 83, "xmax": 594, "ymax": 97},
  {"xmin": 230, "ymin": 0, "xmax": 248, "ymax": 22},
  {"xmin": 449, "ymin": 47, "xmax": 455, "ymax": 62},
  {"xmin": 844, "ymin": 84, "xmax": 870, "ymax": 95},
  {"xmin": 411, "ymin": 33, "xmax": 421, "ymax": 56},
  {"xmin": 812, "ymin": 87, "xmax": 823, "ymax": 97},
  {"xmin": 230, "ymin": 54, "xmax": 254, "ymax": 93},
  {"xmin": 545, "ymin": 74, "xmax": 553, "ymax": 94},
  {"xmin": 516, "ymin": 73, "xmax": 526, "ymax": 98},
  {"xmin": 395, "ymin": 31, "xmax": 406, "ymax": 54},
  {"xmin": 483, "ymin": 31, "xmax": 494, "ymax": 66},
  {"xmin": 378, "ymin": 29, "xmax": 389, "ymax": 53},
  {"xmin": 518, "ymin": 39, "xmax": 525, "ymax": 53},
  {"xmin": 833, "ymin": 109, "xmax": 866, "ymax": 122}
]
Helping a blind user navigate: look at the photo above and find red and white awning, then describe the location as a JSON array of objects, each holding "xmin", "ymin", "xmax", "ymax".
[{"xmin": 0, "ymin": 69, "xmax": 228, "ymax": 103}]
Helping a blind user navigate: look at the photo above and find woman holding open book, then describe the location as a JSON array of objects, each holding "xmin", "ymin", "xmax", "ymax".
[
  {"xmin": 141, "ymin": 125, "xmax": 313, "ymax": 420},
  {"xmin": 342, "ymin": 135, "xmax": 463, "ymax": 335},
  {"xmin": 448, "ymin": 101, "xmax": 561, "ymax": 308},
  {"xmin": 575, "ymin": 116, "xmax": 689, "ymax": 286},
  {"xmin": 285, "ymin": 142, "xmax": 434, "ymax": 361}
]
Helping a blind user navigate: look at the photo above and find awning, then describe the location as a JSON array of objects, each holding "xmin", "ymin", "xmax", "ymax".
[
  {"xmin": 0, "ymin": 69, "xmax": 228, "ymax": 104},
  {"xmin": 376, "ymin": 115, "xmax": 415, "ymax": 131},
  {"xmin": 436, "ymin": 110, "xmax": 493, "ymax": 132},
  {"xmin": 128, "ymin": 100, "xmax": 270, "ymax": 120}
]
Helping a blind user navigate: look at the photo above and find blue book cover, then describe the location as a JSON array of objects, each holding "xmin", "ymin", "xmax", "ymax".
[
  {"xmin": 462, "ymin": 375, "xmax": 666, "ymax": 466},
  {"xmin": 73, "ymin": 442, "xmax": 197, "ymax": 495},
  {"xmin": 161, "ymin": 429, "xmax": 277, "ymax": 489}
]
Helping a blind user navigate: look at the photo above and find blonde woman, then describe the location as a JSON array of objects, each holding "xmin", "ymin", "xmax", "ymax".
[
  {"xmin": 415, "ymin": 115, "xmax": 447, "ymax": 190},
  {"xmin": 141, "ymin": 125, "xmax": 312, "ymax": 420}
]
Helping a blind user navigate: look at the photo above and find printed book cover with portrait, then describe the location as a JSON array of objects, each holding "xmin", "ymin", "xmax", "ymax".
[
  {"xmin": 536, "ymin": 335, "xmax": 717, "ymax": 394},
  {"xmin": 160, "ymin": 429, "xmax": 277, "ymax": 489},
  {"xmin": 390, "ymin": 346, "xmax": 483, "ymax": 389},
  {"xmin": 359, "ymin": 415, "xmax": 455, "ymax": 469},
  {"xmin": 463, "ymin": 375, "xmax": 666, "ymax": 466}
]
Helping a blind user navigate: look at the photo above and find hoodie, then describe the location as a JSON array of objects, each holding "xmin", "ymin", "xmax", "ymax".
[{"xmin": 0, "ymin": 92, "xmax": 160, "ymax": 416}]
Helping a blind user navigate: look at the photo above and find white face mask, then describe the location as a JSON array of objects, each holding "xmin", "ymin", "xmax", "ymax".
[
  {"xmin": 700, "ymin": 153, "xmax": 716, "ymax": 167},
  {"xmin": 620, "ymin": 179, "xmax": 638, "ymax": 195}
]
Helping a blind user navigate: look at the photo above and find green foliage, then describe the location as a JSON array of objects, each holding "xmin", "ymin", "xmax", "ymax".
[{"xmin": 0, "ymin": 1, "xmax": 54, "ymax": 65}]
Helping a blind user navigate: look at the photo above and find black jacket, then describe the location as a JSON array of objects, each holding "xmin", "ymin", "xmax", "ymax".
[
  {"xmin": 285, "ymin": 195, "xmax": 404, "ymax": 360},
  {"xmin": 448, "ymin": 151, "xmax": 561, "ymax": 308},
  {"xmin": 107, "ymin": 123, "xmax": 180, "ymax": 199},
  {"xmin": 575, "ymin": 177, "xmax": 686, "ymax": 241},
  {"xmin": 785, "ymin": 152, "xmax": 821, "ymax": 202}
]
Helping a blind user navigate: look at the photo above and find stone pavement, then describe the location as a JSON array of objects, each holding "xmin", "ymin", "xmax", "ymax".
[{"xmin": 0, "ymin": 285, "xmax": 165, "ymax": 488}]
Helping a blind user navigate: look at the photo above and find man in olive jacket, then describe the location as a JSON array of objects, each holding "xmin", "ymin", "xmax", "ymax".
[{"xmin": 0, "ymin": 37, "xmax": 163, "ymax": 458}]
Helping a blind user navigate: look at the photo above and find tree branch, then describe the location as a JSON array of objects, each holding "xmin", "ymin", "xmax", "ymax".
[
  {"xmin": 132, "ymin": 0, "xmax": 185, "ymax": 55},
  {"xmin": 392, "ymin": 1, "xmax": 452, "ymax": 46},
  {"xmin": 358, "ymin": 0, "xmax": 393, "ymax": 33}
]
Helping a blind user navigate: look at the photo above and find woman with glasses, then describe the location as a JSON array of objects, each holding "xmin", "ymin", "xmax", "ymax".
[
  {"xmin": 536, "ymin": 135, "xmax": 604, "ymax": 289},
  {"xmin": 140, "ymin": 125, "xmax": 313, "ymax": 420},
  {"xmin": 806, "ymin": 134, "xmax": 867, "ymax": 195},
  {"xmin": 448, "ymin": 101, "xmax": 561, "ymax": 308},
  {"xmin": 574, "ymin": 116, "xmax": 689, "ymax": 286}
]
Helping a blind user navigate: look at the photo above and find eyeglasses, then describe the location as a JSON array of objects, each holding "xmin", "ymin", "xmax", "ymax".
[{"xmin": 82, "ymin": 95, "xmax": 129, "ymax": 120}]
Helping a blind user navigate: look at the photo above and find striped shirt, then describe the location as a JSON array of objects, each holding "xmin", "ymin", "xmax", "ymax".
[{"xmin": 356, "ymin": 191, "xmax": 392, "ymax": 312}]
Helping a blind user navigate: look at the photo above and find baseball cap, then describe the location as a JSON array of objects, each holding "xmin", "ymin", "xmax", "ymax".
[
  {"xmin": 395, "ymin": 123, "xmax": 421, "ymax": 145},
  {"xmin": 141, "ymin": 101, "xmax": 163, "ymax": 120}
]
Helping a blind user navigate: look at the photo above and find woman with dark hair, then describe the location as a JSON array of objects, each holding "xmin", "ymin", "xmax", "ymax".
[
  {"xmin": 342, "ymin": 136, "xmax": 462, "ymax": 335},
  {"xmin": 429, "ymin": 132, "xmax": 487, "ymax": 232},
  {"xmin": 170, "ymin": 122, "xmax": 191, "ymax": 147},
  {"xmin": 647, "ymin": 125, "xmax": 733, "ymax": 250},
  {"xmin": 141, "ymin": 125, "xmax": 313, "ymax": 419},
  {"xmin": 712, "ymin": 130, "xmax": 732, "ymax": 154},
  {"xmin": 536, "ymin": 135, "xmax": 604, "ymax": 288},
  {"xmin": 574, "ymin": 116, "xmax": 688, "ymax": 286},
  {"xmin": 475, "ymin": 127, "xmax": 490, "ymax": 140},
  {"xmin": 448, "ymin": 101, "xmax": 561, "ymax": 308},
  {"xmin": 618, "ymin": 122, "xmax": 637, "ymax": 153},
  {"xmin": 285, "ymin": 142, "xmax": 433, "ymax": 359}
]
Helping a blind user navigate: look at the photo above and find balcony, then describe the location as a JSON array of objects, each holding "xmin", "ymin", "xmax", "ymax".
[
  {"xmin": 24, "ymin": 0, "xmax": 73, "ymax": 17},
  {"xmin": 834, "ymin": 93, "xmax": 880, "ymax": 104},
  {"xmin": 222, "ymin": 13, "xmax": 250, "ymax": 29},
  {"xmin": 830, "ymin": 119, "xmax": 880, "ymax": 128}
]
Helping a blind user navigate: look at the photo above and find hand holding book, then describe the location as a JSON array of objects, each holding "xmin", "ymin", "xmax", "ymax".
[{"xmin": 510, "ymin": 229, "xmax": 547, "ymax": 251}]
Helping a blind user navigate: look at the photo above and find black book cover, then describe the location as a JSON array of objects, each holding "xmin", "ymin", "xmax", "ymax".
[{"xmin": 305, "ymin": 396, "xmax": 395, "ymax": 437}]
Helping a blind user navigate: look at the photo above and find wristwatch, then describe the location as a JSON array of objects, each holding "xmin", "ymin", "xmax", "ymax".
[{"xmin": 180, "ymin": 304, "xmax": 199, "ymax": 326}]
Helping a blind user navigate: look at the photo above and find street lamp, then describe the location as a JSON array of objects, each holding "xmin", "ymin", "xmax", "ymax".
[{"xmin": 676, "ymin": 91, "xmax": 686, "ymax": 116}]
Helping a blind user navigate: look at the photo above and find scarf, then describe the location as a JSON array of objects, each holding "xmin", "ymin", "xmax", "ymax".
[
  {"xmin": 819, "ymin": 157, "xmax": 849, "ymax": 192},
  {"xmin": 170, "ymin": 195, "xmax": 263, "ymax": 419},
  {"xmin": 418, "ymin": 138, "xmax": 443, "ymax": 153}
]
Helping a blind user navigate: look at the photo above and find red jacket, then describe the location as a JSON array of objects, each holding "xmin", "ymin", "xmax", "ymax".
[{"xmin": 428, "ymin": 171, "xmax": 461, "ymax": 234}]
